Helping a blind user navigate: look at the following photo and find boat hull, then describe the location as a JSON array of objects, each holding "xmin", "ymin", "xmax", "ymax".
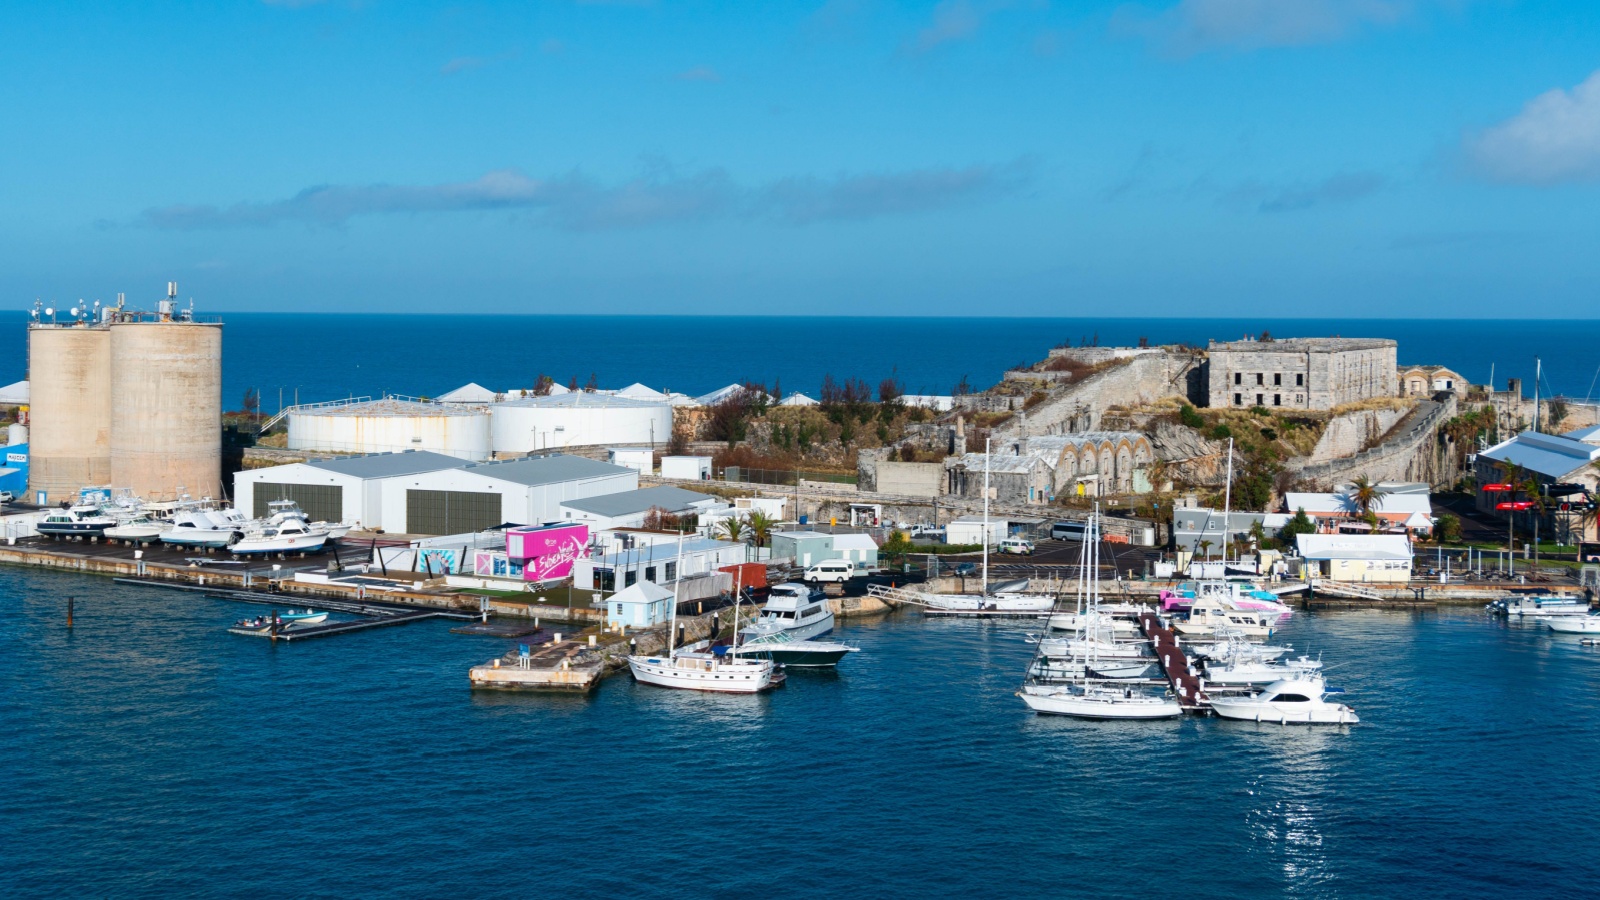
[
  {"xmin": 1210, "ymin": 701, "xmax": 1358, "ymax": 725},
  {"xmin": 1546, "ymin": 618, "xmax": 1600, "ymax": 633},
  {"xmin": 730, "ymin": 642, "xmax": 855, "ymax": 667},
  {"xmin": 1020, "ymin": 688, "xmax": 1181, "ymax": 719},
  {"xmin": 229, "ymin": 535, "xmax": 329, "ymax": 556},
  {"xmin": 627, "ymin": 655, "xmax": 776, "ymax": 692},
  {"xmin": 38, "ymin": 523, "xmax": 111, "ymax": 537}
]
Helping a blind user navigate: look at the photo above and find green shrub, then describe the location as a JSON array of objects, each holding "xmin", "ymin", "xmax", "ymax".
[
  {"xmin": 1210, "ymin": 423, "xmax": 1232, "ymax": 440},
  {"xmin": 1179, "ymin": 405, "xmax": 1204, "ymax": 428}
]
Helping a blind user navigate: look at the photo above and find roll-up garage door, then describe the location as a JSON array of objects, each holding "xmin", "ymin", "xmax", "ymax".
[
  {"xmin": 252, "ymin": 482, "xmax": 344, "ymax": 523},
  {"xmin": 405, "ymin": 489, "xmax": 501, "ymax": 535}
]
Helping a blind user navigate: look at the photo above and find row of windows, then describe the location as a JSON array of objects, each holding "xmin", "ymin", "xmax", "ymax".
[
  {"xmin": 1233, "ymin": 393, "xmax": 1305, "ymax": 407},
  {"xmin": 1233, "ymin": 372, "xmax": 1305, "ymax": 387}
]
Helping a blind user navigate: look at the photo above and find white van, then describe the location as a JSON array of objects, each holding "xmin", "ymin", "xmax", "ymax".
[
  {"xmin": 803, "ymin": 558, "xmax": 856, "ymax": 584},
  {"xmin": 998, "ymin": 538, "xmax": 1035, "ymax": 555}
]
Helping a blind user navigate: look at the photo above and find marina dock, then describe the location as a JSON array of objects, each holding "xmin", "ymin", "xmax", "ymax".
[
  {"xmin": 116, "ymin": 577, "xmax": 475, "ymax": 640},
  {"xmin": 1140, "ymin": 612, "xmax": 1210, "ymax": 713}
]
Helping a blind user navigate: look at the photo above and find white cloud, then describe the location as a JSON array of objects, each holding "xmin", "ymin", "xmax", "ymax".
[
  {"xmin": 1115, "ymin": 0, "xmax": 1413, "ymax": 55},
  {"xmin": 139, "ymin": 160, "xmax": 1035, "ymax": 231},
  {"xmin": 1467, "ymin": 69, "xmax": 1600, "ymax": 184}
]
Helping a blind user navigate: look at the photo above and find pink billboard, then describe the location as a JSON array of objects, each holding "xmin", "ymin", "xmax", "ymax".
[{"xmin": 505, "ymin": 523, "xmax": 590, "ymax": 582}]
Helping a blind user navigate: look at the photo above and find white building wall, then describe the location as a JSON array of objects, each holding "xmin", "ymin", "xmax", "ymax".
[
  {"xmin": 233, "ymin": 463, "xmax": 366, "ymax": 525},
  {"xmin": 380, "ymin": 468, "xmax": 638, "ymax": 533}
]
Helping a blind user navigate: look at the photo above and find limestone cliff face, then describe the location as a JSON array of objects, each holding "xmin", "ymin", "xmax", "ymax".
[{"xmin": 1149, "ymin": 421, "xmax": 1227, "ymax": 487}]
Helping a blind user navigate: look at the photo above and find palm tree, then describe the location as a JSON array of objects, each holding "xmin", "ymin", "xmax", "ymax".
[
  {"xmin": 1197, "ymin": 539, "xmax": 1214, "ymax": 561},
  {"xmin": 746, "ymin": 510, "xmax": 777, "ymax": 550},
  {"xmin": 1347, "ymin": 475, "xmax": 1389, "ymax": 517},
  {"xmin": 716, "ymin": 517, "xmax": 748, "ymax": 543}
]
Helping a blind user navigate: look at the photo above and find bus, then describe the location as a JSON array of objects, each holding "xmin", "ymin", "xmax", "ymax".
[{"xmin": 1051, "ymin": 521, "xmax": 1088, "ymax": 542}]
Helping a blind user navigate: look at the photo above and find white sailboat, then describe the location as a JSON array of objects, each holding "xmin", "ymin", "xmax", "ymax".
[
  {"xmin": 1018, "ymin": 506, "xmax": 1180, "ymax": 719},
  {"xmin": 924, "ymin": 438, "xmax": 1055, "ymax": 615},
  {"xmin": 627, "ymin": 542, "xmax": 778, "ymax": 693}
]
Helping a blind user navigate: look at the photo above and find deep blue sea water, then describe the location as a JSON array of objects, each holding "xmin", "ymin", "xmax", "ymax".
[
  {"xmin": 5, "ymin": 313, "xmax": 1600, "ymax": 410},
  {"xmin": 4, "ymin": 570, "xmax": 1599, "ymax": 899}
]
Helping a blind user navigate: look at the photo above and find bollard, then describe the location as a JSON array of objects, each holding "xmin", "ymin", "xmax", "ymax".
[{"xmin": 67, "ymin": 596, "xmax": 74, "ymax": 628}]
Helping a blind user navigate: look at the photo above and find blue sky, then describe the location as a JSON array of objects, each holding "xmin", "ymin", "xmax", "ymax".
[{"xmin": 4, "ymin": 0, "xmax": 1599, "ymax": 316}]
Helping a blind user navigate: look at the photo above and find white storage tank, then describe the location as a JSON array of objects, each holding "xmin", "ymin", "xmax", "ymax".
[
  {"xmin": 110, "ymin": 319, "xmax": 224, "ymax": 501},
  {"xmin": 491, "ymin": 394, "xmax": 672, "ymax": 454},
  {"xmin": 289, "ymin": 397, "xmax": 491, "ymax": 461},
  {"xmin": 27, "ymin": 322, "xmax": 112, "ymax": 502}
]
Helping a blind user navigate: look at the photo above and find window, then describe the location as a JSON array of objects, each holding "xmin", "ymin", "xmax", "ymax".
[
  {"xmin": 1234, "ymin": 372, "xmax": 1242, "ymax": 385},
  {"xmin": 1234, "ymin": 392, "xmax": 1242, "ymax": 406},
  {"xmin": 597, "ymin": 568, "xmax": 616, "ymax": 591},
  {"xmin": 1274, "ymin": 394, "xmax": 1281, "ymax": 406},
  {"xmin": 1296, "ymin": 394, "xmax": 1304, "ymax": 403},
  {"xmin": 1274, "ymin": 694, "xmax": 1312, "ymax": 703},
  {"xmin": 645, "ymin": 565, "xmax": 656, "ymax": 582},
  {"xmin": 665, "ymin": 562, "xmax": 677, "ymax": 580},
  {"xmin": 614, "ymin": 604, "xmax": 623, "ymax": 616},
  {"xmin": 1296, "ymin": 373, "xmax": 1304, "ymax": 386},
  {"xmin": 1256, "ymin": 373, "xmax": 1264, "ymax": 385},
  {"xmin": 1273, "ymin": 373, "xmax": 1282, "ymax": 386},
  {"xmin": 624, "ymin": 570, "xmax": 637, "ymax": 587},
  {"xmin": 1256, "ymin": 393, "xmax": 1264, "ymax": 406}
]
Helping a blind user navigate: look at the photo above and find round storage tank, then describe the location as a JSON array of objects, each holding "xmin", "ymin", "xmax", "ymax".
[
  {"xmin": 109, "ymin": 321, "xmax": 224, "ymax": 501},
  {"xmin": 490, "ymin": 394, "xmax": 672, "ymax": 454},
  {"xmin": 288, "ymin": 398, "xmax": 491, "ymax": 460},
  {"xmin": 27, "ymin": 324, "xmax": 112, "ymax": 502}
]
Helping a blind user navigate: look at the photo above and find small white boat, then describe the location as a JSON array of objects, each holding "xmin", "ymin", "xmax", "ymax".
[
  {"xmin": 1204, "ymin": 655, "xmax": 1322, "ymax": 685},
  {"xmin": 1208, "ymin": 675, "xmax": 1358, "ymax": 725},
  {"xmin": 1085, "ymin": 660, "xmax": 1156, "ymax": 680},
  {"xmin": 229, "ymin": 501, "xmax": 330, "ymax": 556},
  {"xmin": 277, "ymin": 609, "xmax": 329, "ymax": 626},
  {"xmin": 162, "ymin": 510, "xmax": 241, "ymax": 549},
  {"xmin": 923, "ymin": 592, "xmax": 1055, "ymax": 614},
  {"xmin": 37, "ymin": 504, "xmax": 118, "ymax": 537},
  {"xmin": 1048, "ymin": 611, "xmax": 1140, "ymax": 635},
  {"xmin": 1019, "ymin": 682, "xmax": 1181, "ymax": 719},
  {"xmin": 104, "ymin": 516, "xmax": 171, "ymax": 543},
  {"xmin": 1546, "ymin": 616, "xmax": 1600, "ymax": 634},
  {"xmin": 1488, "ymin": 594, "xmax": 1590, "ymax": 617},
  {"xmin": 1036, "ymin": 634, "xmax": 1152, "ymax": 661}
]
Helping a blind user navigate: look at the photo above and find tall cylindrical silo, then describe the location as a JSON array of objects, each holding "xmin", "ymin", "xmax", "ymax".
[
  {"xmin": 109, "ymin": 321, "xmax": 223, "ymax": 501},
  {"xmin": 26, "ymin": 324, "xmax": 113, "ymax": 503}
]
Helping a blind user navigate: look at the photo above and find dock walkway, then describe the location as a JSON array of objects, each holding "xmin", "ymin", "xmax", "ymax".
[
  {"xmin": 1139, "ymin": 611, "xmax": 1210, "ymax": 714},
  {"xmin": 117, "ymin": 577, "xmax": 474, "ymax": 641}
]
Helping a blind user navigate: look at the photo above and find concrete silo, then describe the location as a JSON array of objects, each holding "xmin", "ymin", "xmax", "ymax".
[
  {"xmin": 109, "ymin": 315, "xmax": 223, "ymax": 501},
  {"xmin": 26, "ymin": 322, "xmax": 113, "ymax": 503}
]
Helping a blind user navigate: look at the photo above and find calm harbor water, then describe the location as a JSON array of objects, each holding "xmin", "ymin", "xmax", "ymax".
[
  {"xmin": 4, "ymin": 569, "xmax": 1598, "ymax": 898},
  {"xmin": 4, "ymin": 313, "xmax": 1600, "ymax": 410}
]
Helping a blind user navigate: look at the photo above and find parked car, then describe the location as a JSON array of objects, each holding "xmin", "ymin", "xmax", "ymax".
[
  {"xmin": 1051, "ymin": 521, "xmax": 1088, "ymax": 541},
  {"xmin": 0, "ymin": 491, "xmax": 13, "ymax": 504},
  {"xmin": 951, "ymin": 562, "xmax": 978, "ymax": 576},
  {"xmin": 998, "ymin": 537, "xmax": 1035, "ymax": 555},
  {"xmin": 804, "ymin": 558, "xmax": 856, "ymax": 584}
]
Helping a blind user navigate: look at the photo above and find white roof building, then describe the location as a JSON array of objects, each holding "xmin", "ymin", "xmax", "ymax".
[
  {"xmin": 694, "ymin": 384, "xmax": 769, "ymax": 406},
  {"xmin": 0, "ymin": 380, "xmax": 28, "ymax": 405},
  {"xmin": 1297, "ymin": 533, "xmax": 1413, "ymax": 560},
  {"xmin": 777, "ymin": 392, "xmax": 819, "ymax": 407},
  {"xmin": 616, "ymin": 383, "xmax": 669, "ymax": 401},
  {"xmin": 1477, "ymin": 430, "xmax": 1600, "ymax": 481},
  {"xmin": 235, "ymin": 450, "xmax": 469, "ymax": 531},
  {"xmin": 560, "ymin": 485, "xmax": 722, "ymax": 530},
  {"xmin": 437, "ymin": 382, "xmax": 497, "ymax": 404},
  {"xmin": 1283, "ymin": 492, "xmax": 1433, "ymax": 517},
  {"xmin": 382, "ymin": 454, "xmax": 638, "ymax": 535}
]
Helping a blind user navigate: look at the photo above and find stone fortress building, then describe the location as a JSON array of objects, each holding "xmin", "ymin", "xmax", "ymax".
[{"xmin": 1206, "ymin": 337, "xmax": 1398, "ymax": 411}]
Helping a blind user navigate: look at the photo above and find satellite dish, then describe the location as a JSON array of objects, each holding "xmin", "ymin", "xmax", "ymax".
[
  {"xmin": 44, "ymin": 307, "xmax": 53, "ymax": 316},
  {"xmin": 70, "ymin": 307, "xmax": 80, "ymax": 317}
]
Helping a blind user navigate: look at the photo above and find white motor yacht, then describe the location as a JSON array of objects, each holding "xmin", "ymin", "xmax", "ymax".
[
  {"xmin": 742, "ymin": 582, "xmax": 834, "ymax": 643},
  {"xmin": 104, "ymin": 515, "xmax": 171, "ymax": 543},
  {"xmin": 161, "ymin": 509, "xmax": 242, "ymax": 549},
  {"xmin": 229, "ymin": 501, "xmax": 329, "ymax": 556},
  {"xmin": 923, "ymin": 592, "xmax": 1055, "ymax": 614},
  {"xmin": 1547, "ymin": 616, "xmax": 1600, "ymax": 634},
  {"xmin": 1019, "ymin": 682, "xmax": 1181, "ymax": 719},
  {"xmin": 1172, "ymin": 599, "xmax": 1275, "ymax": 639},
  {"xmin": 36, "ymin": 504, "xmax": 118, "ymax": 538},
  {"xmin": 1209, "ymin": 675, "xmax": 1358, "ymax": 725},
  {"xmin": 1204, "ymin": 654, "xmax": 1322, "ymax": 685}
]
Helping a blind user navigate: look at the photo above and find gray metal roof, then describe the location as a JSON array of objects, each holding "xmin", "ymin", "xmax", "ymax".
[
  {"xmin": 1478, "ymin": 431, "xmax": 1600, "ymax": 480},
  {"xmin": 456, "ymin": 454, "xmax": 634, "ymax": 486},
  {"xmin": 561, "ymin": 485, "xmax": 715, "ymax": 518},
  {"xmin": 305, "ymin": 450, "xmax": 468, "ymax": 479}
]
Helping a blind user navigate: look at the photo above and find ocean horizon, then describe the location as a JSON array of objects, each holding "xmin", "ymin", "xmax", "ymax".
[{"xmin": 5, "ymin": 313, "xmax": 1598, "ymax": 412}]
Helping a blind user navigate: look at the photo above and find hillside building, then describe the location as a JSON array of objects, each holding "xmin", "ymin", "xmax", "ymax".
[{"xmin": 1206, "ymin": 337, "xmax": 1398, "ymax": 410}]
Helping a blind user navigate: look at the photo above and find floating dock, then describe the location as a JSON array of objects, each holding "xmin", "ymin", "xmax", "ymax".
[
  {"xmin": 115, "ymin": 577, "xmax": 475, "ymax": 640},
  {"xmin": 1140, "ymin": 611, "xmax": 1210, "ymax": 714},
  {"xmin": 469, "ymin": 640, "xmax": 606, "ymax": 691}
]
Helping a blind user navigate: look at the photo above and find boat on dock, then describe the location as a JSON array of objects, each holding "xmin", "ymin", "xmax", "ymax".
[
  {"xmin": 228, "ymin": 502, "xmax": 330, "ymax": 557},
  {"xmin": 1160, "ymin": 580, "xmax": 1294, "ymax": 624},
  {"xmin": 277, "ymin": 609, "xmax": 329, "ymax": 626},
  {"xmin": 36, "ymin": 503, "xmax": 118, "ymax": 538},
  {"xmin": 1171, "ymin": 599, "xmax": 1275, "ymax": 639},
  {"xmin": 1208, "ymin": 675, "xmax": 1358, "ymax": 725},
  {"xmin": 627, "ymin": 540, "xmax": 780, "ymax": 693},
  {"xmin": 161, "ymin": 509, "xmax": 242, "ymax": 549}
]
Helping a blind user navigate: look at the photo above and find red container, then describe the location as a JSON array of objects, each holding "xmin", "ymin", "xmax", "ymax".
[{"xmin": 720, "ymin": 562, "xmax": 767, "ymax": 590}]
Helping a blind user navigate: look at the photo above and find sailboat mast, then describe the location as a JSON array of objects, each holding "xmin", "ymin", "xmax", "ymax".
[
  {"xmin": 666, "ymin": 534, "xmax": 684, "ymax": 654},
  {"xmin": 1220, "ymin": 436, "xmax": 1234, "ymax": 569},
  {"xmin": 731, "ymin": 565, "xmax": 743, "ymax": 647},
  {"xmin": 982, "ymin": 436, "xmax": 991, "ymax": 597},
  {"xmin": 1533, "ymin": 357, "xmax": 1542, "ymax": 433}
]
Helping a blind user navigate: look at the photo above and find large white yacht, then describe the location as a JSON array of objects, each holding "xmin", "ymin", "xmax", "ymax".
[
  {"xmin": 741, "ymin": 582, "xmax": 834, "ymax": 643},
  {"xmin": 1209, "ymin": 675, "xmax": 1358, "ymax": 725},
  {"xmin": 161, "ymin": 509, "xmax": 243, "ymax": 549},
  {"xmin": 228, "ymin": 501, "xmax": 330, "ymax": 556}
]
